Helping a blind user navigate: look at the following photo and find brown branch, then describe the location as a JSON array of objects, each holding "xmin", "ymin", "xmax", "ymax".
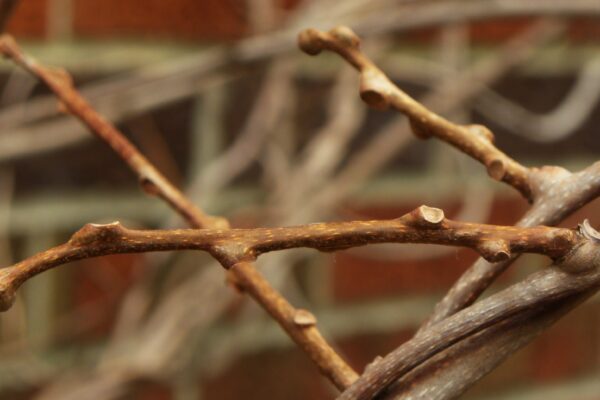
[
  {"xmin": 0, "ymin": 205, "xmax": 580, "ymax": 312},
  {"xmin": 297, "ymin": 25, "xmax": 534, "ymax": 201},
  {"xmin": 337, "ymin": 229, "xmax": 600, "ymax": 400},
  {"xmin": 306, "ymin": 18, "xmax": 561, "ymax": 215},
  {"xmin": 0, "ymin": 35, "xmax": 359, "ymax": 390},
  {"xmin": 295, "ymin": 24, "xmax": 600, "ymax": 397},
  {"xmin": 0, "ymin": 35, "xmax": 222, "ymax": 230},
  {"xmin": 421, "ymin": 161, "xmax": 600, "ymax": 331},
  {"xmin": 386, "ymin": 289, "xmax": 596, "ymax": 399}
]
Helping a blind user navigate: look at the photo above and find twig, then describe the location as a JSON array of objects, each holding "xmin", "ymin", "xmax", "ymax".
[
  {"xmin": 298, "ymin": 26, "xmax": 534, "ymax": 200},
  {"xmin": 421, "ymin": 161, "xmax": 600, "ymax": 331},
  {"xmin": 337, "ymin": 225, "xmax": 600, "ymax": 399},
  {"xmin": 308, "ymin": 18, "xmax": 563, "ymax": 213},
  {"xmin": 0, "ymin": 35, "xmax": 359, "ymax": 391},
  {"xmin": 0, "ymin": 205, "xmax": 580, "ymax": 310},
  {"xmin": 386, "ymin": 289, "xmax": 596, "ymax": 399},
  {"xmin": 0, "ymin": 36, "xmax": 221, "ymax": 230}
]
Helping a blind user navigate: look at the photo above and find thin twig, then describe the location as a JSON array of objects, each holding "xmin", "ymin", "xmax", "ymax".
[
  {"xmin": 0, "ymin": 205, "xmax": 580, "ymax": 311},
  {"xmin": 0, "ymin": 34, "xmax": 359, "ymax": 390},
  {"xmin": 338, "ymin": 228, "xmax": 600, "ymax": 399},
  {"xmin": 298, "ymin": 25, "xmax": 534, "ymax": 200}
]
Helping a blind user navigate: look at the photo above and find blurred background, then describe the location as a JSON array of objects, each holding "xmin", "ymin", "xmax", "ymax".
[{"xmin": 0, "ymin": 0, "xmax": 598, "ymax": 399}]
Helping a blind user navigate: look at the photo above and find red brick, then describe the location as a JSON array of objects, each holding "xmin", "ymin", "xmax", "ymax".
[
  {"xmin": 69, "ymin": 253, "xmax": 142, "ymax": 339},
  {"xmin": 73, "ymin": 0, "xmax": 247, "ymax": 41},
  {"xmin": 5, "ymin": 0, "xmax": 47, "ymax": 38}
]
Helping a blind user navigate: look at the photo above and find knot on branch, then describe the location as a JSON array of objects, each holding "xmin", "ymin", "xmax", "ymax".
[
  {"xmin": 408, "ymin": 205, "xmax": 445, "ymax": 227},
  {"xmin": 486, "ymin": 159, "xmax": 506, "ymax": 181},
  {"xmin": 68, "ymin": 221, "xmax": 125, "ymax": 246},
  {"xmin": 467, "ymin": 124, "xmax": 495, "ymax": 143},
  {"xmin": 478, "ymin": 240, "xmax": 511, "ymax": 263},
  {"xmin": 293, "ymin": 309, "xmax": 317, "ymax": 328},
  {"xmin": 360, "ymin": 69, "xmax": 391, "ymax": 110}
]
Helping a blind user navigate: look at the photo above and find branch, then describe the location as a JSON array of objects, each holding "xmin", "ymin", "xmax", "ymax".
[
  {"xmin": 0, "ymin": 35, "xmax": 359, "ymax": 390},
  {"xmin": 386, "ymin": 289, "xmax": 595, "ymax": 399},
  {"xmin": 422, "ymin": 161, "xmax": 600, "ymax": 329},
  {"xmin": 306, "ymin": 18, "xmax": 560, "ymax": 215},
  {"xmin": 0, "ymin": 36, "xmax": 227, "ymax": 230},
  {"xmin": 337, "ymin": 228, "xmax": 600, "ymax": 400},
  {"xmin": 0, "ymin": 205, "xmax": 580, "ymax": 311},
  {"xmin": 298, "ymin": 26, "xmax": 533, "ymax": 201}
]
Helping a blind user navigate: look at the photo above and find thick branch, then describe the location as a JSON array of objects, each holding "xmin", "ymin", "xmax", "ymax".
[
  {"xmin": 337, "ymin": 233, "xmax": 600, "ymax": 400},
  {"xmin": 0, "ymin": 206, "xmax": 580, "ymax": 312},
  {"xmin": 421, "ymin": 161, "xmax": 600, "ymax": 330},
  {"xmin": 298, "ymin": 26, "xmax": 533, "ymax": 201}
]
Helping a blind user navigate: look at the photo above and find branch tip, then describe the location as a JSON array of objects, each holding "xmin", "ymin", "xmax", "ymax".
[
  {"xmin": 479, "ymin": 240, "xmax": 511, "ymax": 263},
  {"xmin": 297, "ymin": 28, "xmax": 324, "ymax": 56}
]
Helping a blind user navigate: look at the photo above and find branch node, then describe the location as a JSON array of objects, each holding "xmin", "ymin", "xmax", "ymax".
[
  {"xmin": 478, "ymin": 240, "xmax": 511, "ymax": 262},
  {"xmin": 297, "ymin": 28, "xmax": 324, "ymax": 56},
  {"xmin": 293, "ymin": 309, "xmax": 317, "ymax": 327},
  {"xmin": 68, "ymin": 221, "xmax": 125, "ymax": 246},
  {"xmin": 486, "ymin": 159, "xmax": 506, "ymax": 181},
  {"xmin": 359, "ymin": 70, "xmax": 390, "ymax": 110}
]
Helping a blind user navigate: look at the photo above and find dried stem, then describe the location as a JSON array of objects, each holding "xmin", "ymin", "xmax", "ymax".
[
  {"xmin": 0, "ymin": 35, "xmax": 359, "ymax": 390},
  {"xmin": 0, "ymin": 205, "xmax": 580, "ymax": 311},
  {"xmin": 338, "ymin": 232, "xmax": 600, "ymax": 400},
  {"xmin": 298, "ymin": 25, "xmax": 533, "ymax": 201}
]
